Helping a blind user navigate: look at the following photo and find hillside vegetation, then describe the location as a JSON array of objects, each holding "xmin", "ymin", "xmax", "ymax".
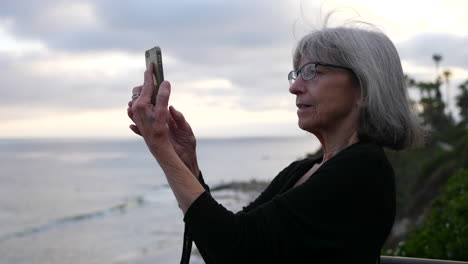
[{"xmin": 382, "ymin": 54, "xmax": 468, "ymax": 261}]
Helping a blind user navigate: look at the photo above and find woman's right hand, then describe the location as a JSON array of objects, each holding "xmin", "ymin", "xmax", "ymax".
[
  {"xmin": 166, "ymin": 105, "xmax": 200, "ymax": 178},
  {"xmin": 127, "ymin": 97, "xmax": 200, "ymax": 178}
]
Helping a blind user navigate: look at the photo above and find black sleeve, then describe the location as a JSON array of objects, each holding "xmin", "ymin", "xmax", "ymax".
[
  {"xmin": 184, "ymin": 144, "xmax": 395, "ymax": 263},
  {"xmin": 188, "ymin": 159, "xmax": 309, "ymax": 264}
]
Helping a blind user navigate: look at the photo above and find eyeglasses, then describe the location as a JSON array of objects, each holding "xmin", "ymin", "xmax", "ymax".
[{"xmin": 288, "ymin": 62, "xmax": 353, "ymax": 85}]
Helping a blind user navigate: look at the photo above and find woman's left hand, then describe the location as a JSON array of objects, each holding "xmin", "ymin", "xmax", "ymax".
[{"xmin": 129, "ymin": 63, "xmax": 173, "ymax": 156}]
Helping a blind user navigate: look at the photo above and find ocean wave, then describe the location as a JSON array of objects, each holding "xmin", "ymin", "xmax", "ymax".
[{"xmin": 0, "ymin": 195, "xmax": 148, "ymax": 242}]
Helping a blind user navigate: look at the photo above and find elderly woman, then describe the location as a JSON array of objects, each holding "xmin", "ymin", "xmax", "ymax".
[{"xmin": 127, "ymin": 23, "xmax": 422, "ymax": 263}]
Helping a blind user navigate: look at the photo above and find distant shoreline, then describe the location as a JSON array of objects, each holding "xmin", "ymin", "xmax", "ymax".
[{"xmin": 211, "ymin": 179, "xmax": 269, "ymax": 193}]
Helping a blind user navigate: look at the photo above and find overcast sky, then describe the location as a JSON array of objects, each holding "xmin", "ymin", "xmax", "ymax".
[{"xmin": 1, "ymin": 0, "xmax": 467, "ymax": 138}]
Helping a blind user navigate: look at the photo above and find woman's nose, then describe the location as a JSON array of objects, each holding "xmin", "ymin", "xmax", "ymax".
[{"xmin": 289, "ymin": 79, "xmax": 305, "ymax": 94}]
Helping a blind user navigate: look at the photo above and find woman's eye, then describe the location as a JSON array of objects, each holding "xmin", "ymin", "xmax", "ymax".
[{"xmin": 304, "ymin": 68, "xmax": 316, "ymax": 75}]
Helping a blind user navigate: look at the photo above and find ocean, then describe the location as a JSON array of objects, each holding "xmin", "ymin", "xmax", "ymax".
[{"xmin": 0, "ymin": 136, "xmax": 318, "ymax": 263}]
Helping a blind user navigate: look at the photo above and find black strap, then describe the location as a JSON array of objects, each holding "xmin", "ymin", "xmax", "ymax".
[
  {"xmin": 180, "ymin": 172, "xmax": 209, "ymax": 264},
  {"xmin": 180, "ymin": 224, "xmax": 192, "ymax": 264}
]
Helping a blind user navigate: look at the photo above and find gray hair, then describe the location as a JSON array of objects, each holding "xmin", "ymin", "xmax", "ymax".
[{"xmin": 293, "ymin": 22, "xmax": 424, "ymax": 150}]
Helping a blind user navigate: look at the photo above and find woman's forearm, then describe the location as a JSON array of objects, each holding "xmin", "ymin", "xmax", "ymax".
[{"xmin": 152, "ymin": 143, "xmax": 205, "ymax": 213}]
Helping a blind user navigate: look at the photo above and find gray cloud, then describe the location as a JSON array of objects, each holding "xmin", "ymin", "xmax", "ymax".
[
  {"xmin": 1, "ymin": 0, "xmax": 296, "ymax": 56},
  {"xmin": 397, "ymin": 33, "xmax": 468, "ymax": 69},
  {"xmin": 0, "ymin": 0, "xmax": 313, "ymax": 117},
  {"xmin": 0, "ymin": 63, "xmax": 130, "ymax": 110}
]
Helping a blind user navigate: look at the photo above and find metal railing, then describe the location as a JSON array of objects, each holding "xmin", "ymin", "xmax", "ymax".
[{"xmin": 381, "ymin": 256, "xmax": 468, "ymax": 264}]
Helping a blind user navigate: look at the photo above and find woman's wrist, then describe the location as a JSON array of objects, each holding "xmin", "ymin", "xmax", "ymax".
[
  {"xmin": 154, "ymin": 148, "xmax": 205, "ymax": 213},
  {"xmin": 181, "ymin": 154, "xmax": 200, "ymax": 178},
  {"xmin": 149, "ymin": 141, "xmax": 199, "ymax": 177},
  {"xmin": 190, "ymin": 164, "xmax": 200, "ymax": 179}
]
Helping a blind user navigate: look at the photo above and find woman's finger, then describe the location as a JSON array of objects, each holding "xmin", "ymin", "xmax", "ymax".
[
  {"xmin": 127, "ymin": 106, "xmax": 134, "ymax": 119},
  {"xmin": 132, "ymin": 85, "xmax": 143, "ymax": 94},
  {"xmin": 129, "ymin": 124, "xmax": 142, "ymax": 136},
  {"xmin": 169, "ymin": 106, "xmax": 184, "ymax": 122},
  {"xmin": 168, "ymin": 113, "xmax": 178, "ymax": 131},
  {"xmin": 155, "ymin": 81, "xmax": 171, "ymax": 110},
  {"xmin": 169, "ymin": 105, "xmax": 192, "ymax": 131},
  {"xmin": 131, "ymin": 86, "xmax": 143, "ymax": 101},
  {"xmin": 138, "ymin": 63, "xmax": 155, "ymax": 104}
]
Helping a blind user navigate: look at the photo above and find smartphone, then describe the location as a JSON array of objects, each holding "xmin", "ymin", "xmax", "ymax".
[{"xmin": 145, "ymin": 46, "xmax": 164, "ymax": 104}]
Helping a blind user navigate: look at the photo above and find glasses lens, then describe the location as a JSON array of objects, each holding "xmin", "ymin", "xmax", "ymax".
[
  {"xmin": 288, "ymin": 71, "xmax": 297, "ymax": 85},
  {"xmin": 302, "ymin": 63, "xmax": 316, "ymax": 80}
]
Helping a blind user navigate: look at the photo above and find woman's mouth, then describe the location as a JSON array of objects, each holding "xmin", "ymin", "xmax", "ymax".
[
  {"xmin": 297, "ymin": 104, "xmax": 312, "ymax": 109},
  {"xmin": 296, "ymin": 103, "xmax": 314, "ymax": 115}
]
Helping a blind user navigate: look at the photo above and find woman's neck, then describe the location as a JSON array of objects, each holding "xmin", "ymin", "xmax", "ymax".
[{"xmin": 317, "ymin": 129, "xmax": 359, "ymax": 164}]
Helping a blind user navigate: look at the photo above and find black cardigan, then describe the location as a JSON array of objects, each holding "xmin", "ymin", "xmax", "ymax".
[{"xmin": 181, "ymin": 141, "xmax": 396, "ymax": 264}]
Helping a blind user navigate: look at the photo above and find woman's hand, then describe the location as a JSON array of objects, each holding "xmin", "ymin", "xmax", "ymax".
[
  {"xmin": 126, "ymin": 63, "xmax": 205, "ymax": 213},
  {"xmin": 127, "ymin": 63, "xmax": 200, "ymax": 177},
  {"xmin": 127, "ymin": 63, "xmax": 173, "ymax": 159},
  {"xmin": 167, "ymin": 106, "xmax": 200, "ymax": 177}
]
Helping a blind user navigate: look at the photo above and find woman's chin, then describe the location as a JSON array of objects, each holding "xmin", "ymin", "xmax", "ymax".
[
  {"xmin": 298, "ymin": 120, "xmax": 312, "ymax": 132},
  {"xmin": 298, "ymin": 118, "xmax": 321, "ymax": 134}
]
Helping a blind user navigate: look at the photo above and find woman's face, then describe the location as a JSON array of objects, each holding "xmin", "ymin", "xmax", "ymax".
[{"xmin": 289, "ymin": 58, "xmax": 361, "ymax": 135}]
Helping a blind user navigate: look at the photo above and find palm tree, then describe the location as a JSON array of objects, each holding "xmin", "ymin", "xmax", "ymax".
[
  {"xmin": 457, "ymin": 80, "xmax": 468, "ymax": 123},
  {"xmin": 443, "ymin": 70, "xmax": 452, "ymax": 115},
  {"xmin": 432, "ymin": 54, "xmax": 442, "ymax": 77}
]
